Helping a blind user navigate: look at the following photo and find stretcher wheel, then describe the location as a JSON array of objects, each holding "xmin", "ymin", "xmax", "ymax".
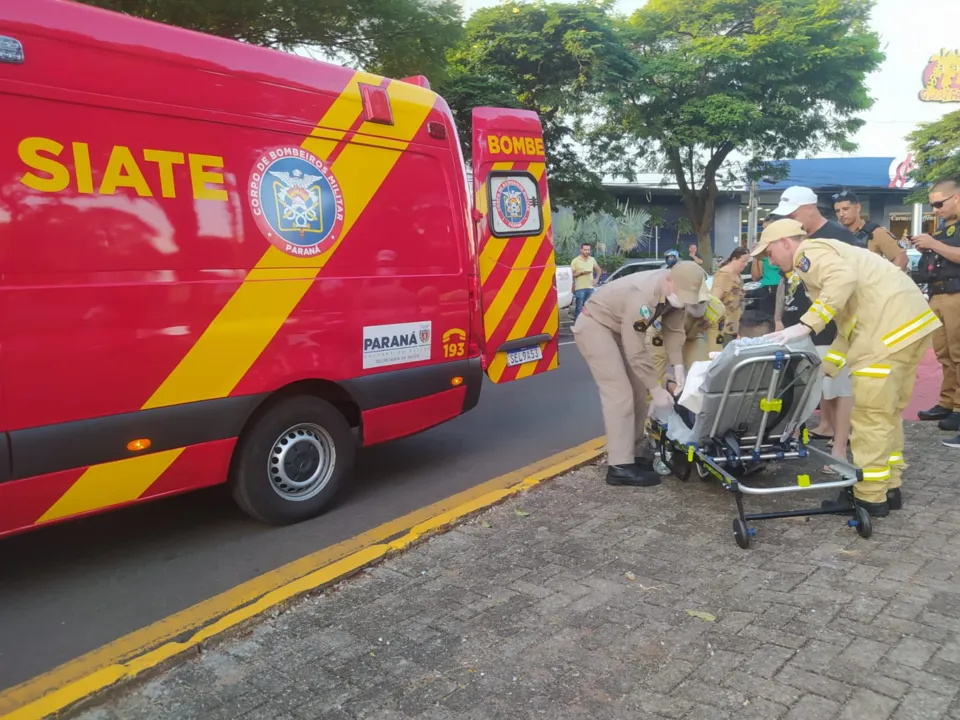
[
  {"xmin": 732, "ymin": 517, "xmax": 750, "ymax": 549},
  {"xmin": 670, "ymin": 449, "xmax": 693, "ymax": 482},
  {"xmin": 653, "ymin": 458, "xmax": 671, "ymax": 476},
  {"xmin": 854, "ymin": 505, "xmax": 872, "ymax": 539}
]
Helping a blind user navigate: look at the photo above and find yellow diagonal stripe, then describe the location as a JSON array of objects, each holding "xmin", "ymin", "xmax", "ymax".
[
  {"xmin": 489, "ymin": 246, "xmax": 556, "ymax": 381},
  {"xmin": 477, "ymin": 161, "xmax": 514, "ymax": 285},
  {"xmin": 481, "ymin": 165, "xmax": 548, "ymax": 339},
  {"xmin": 37, "ymin": 74, "xmax": 436, "ymax": 524}
]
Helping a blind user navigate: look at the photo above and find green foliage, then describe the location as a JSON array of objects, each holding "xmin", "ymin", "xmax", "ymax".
[
  {"xmin": 552, "ymin": 203, "xmax": 656, "ymax": 258},
  {"xmin": 594, "ymin": 0, "xmax": 884, "ymax": 259},
  {"xmin": 77, "ymin": 0, "xmax": 465, "ymax": 80},
  {"xmin": 552, "ymin": 206, "xmax": 581, "ymax": 257},
  {"xmin": 616, "ymin": 205, "xmax": 652, "ymax": 254},
  {"xmin": 436, "ymin": 1, "xmax": 637, "ymax": 215},
  {"xmin": 906, "ymin": 109, "xmax": 960, "ymax": 202}
]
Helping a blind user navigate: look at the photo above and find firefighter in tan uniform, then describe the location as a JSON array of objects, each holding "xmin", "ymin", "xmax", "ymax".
[
  {"xmin": 573, "ymin": 261, "xmax": 711, "ymax": 487},
  {"xmin": 752, "ymin": 219, "xmax": 940, "ymax": 517},
  {"xmin": 647, "ymin": 295, "xmax": 726, "ymax": 380}
]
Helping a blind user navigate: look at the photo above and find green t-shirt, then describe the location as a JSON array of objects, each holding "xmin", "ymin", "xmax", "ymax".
[{"xmin": 760, "ymin": 257, "xmax": 780, "ymax": 286}]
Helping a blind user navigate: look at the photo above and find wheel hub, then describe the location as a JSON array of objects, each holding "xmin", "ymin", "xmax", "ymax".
[{"xmin": 268, "ymin": 424, "xmax": 336, "ymax": 502}]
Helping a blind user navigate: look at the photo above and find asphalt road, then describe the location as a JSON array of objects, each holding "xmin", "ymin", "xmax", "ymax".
[{"xmin": 0, "ymin": 326, "xmax": 604, "ymax": 692}]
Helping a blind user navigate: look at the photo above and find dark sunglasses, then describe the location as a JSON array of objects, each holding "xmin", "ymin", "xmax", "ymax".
[
  {"xmin": 932, "ymin": 199, "xmax": 947, "ymax": 209},
  {"xmin": 832, "ymin": 190, "xmax": 855, "ymax": 201}
]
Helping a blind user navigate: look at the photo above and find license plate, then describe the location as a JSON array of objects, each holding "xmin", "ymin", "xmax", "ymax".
[{"xmin": 505, "ymin": 346, "xmax": 543, "ymax": 367}]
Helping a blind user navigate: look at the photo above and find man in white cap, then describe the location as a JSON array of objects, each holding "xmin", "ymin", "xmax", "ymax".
[
  {"xmin": 771, "ymin": 185, "xmax": 863, "ymax": 248},
  {"xmin": 573, "ymin": 261, "xmax": 711, "ymax": 487},
  {"xmin": 770, "ymin": 186, "xmax": 860, "ymax": 458},
  {"xmin": 751, "ymin": 219, "xmax": 940, "ymax": 517}
]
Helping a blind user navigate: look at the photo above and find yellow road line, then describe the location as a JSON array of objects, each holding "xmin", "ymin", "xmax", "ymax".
[{"xmin": 0, "ymin": 437, "xmax": 606, "ymax": 720}]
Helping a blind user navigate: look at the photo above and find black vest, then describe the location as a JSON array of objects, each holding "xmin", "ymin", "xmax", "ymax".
[
  {"xmin": 917, "ymin": 222, "xmax": 960, "ymax": 291},
  {"xmin": 853, "ymin": 221, "xmax": 881, "ymax": 247}
]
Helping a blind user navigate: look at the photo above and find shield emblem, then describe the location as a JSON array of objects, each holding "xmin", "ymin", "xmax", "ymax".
[{"xmin": 419, "ymin": 326, "xmax": 431, "ymax": 344}]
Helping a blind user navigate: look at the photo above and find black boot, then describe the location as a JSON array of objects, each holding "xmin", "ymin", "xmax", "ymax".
[
  {"xmin": 821, "ymin": 490, "xmax": 889, "ymax": 517},
  {"xmin": 634, "ymin": 456, "xmax": 654, "ymax": 471},
  {"xmin": 918, "ymin": 404, "xmax": 952, "ymax": 421},
  {"xmin": 887, "ymin": 488, "xmax": 902, "ymax": 511},
  {"xmin": 938, "ymin": 412, "xmax": 960, "ymax": 432},
  {"xmin": 606, "ymin": 463, "xmax": 661, "ymax": 487}
]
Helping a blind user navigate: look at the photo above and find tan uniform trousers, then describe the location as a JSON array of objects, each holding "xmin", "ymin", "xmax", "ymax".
[
  {"xmin": 574, "ymin": 314, "xmax": 649, "ymax": 465},
  {"xmin": 849, "ymin": 337, "xmax": 929, "ymax": 503},
  {"xmin": 929, "ymin": 292, "xmax": 960, "ymax": 411}
]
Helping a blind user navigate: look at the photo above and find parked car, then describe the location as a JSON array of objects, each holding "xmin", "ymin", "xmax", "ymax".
[
  {"xmin": 601, "ymin": 258, "xmax": 762, "ymax": 311},
  {"xmin": 556, "ymin": 265, "xmax": 573, "ymax": 310}
]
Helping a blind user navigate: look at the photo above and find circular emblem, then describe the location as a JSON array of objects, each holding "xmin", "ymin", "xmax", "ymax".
[
  {"xmin": 798, "ymin": 255, "xmax": 811, "ymax": 273},
  {"xmin": 248, "ymin": 147, "xmax": 344, "ymax": 257},
  {"xmin": 949, "ymin": 225, "xmax": 957, "ymax": 237},
  {"xmin": 494, "ymin": 179, "xmax": 531, "ymax": 230}
]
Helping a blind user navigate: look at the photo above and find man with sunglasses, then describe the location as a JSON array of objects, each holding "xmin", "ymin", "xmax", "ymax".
[
  {"xmin": 833, "ymin": 190, "xmax": 909, "ymax": 271},
  {"xmin": 913, "ymin": 178, "xmax": 960, "ymax": 440}
]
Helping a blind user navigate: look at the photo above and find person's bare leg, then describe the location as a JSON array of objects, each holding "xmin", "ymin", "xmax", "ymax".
[
  {"xmin": 829, "ymin": 395, "xmax": 853, "ymax": 469},
  {"xmin": 814, "ymin": 396, "xmax": 836, "ymax": 436}
]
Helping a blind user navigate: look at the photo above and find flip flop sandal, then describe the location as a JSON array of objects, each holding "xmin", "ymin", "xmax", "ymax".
[
  {"xmin": 822, "ymin": 465, "xmax": 839, "ymax": 475},
  {"xmin": 810, "ymin": 432, "xmax": 834, "ymax": 440}
]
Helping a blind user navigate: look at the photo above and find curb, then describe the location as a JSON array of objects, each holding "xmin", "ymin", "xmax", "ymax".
[{"xmin": 0, "ymin": 437, "xmax": 606, "ymax": 720}]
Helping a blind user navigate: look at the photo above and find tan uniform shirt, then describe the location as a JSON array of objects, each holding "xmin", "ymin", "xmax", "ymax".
[
  {"xmin": 646, "ymin": 295, "xmax": 726, "ymax": 366},
  {"xmin": 859, "ymin": 223, "xmax": 906, "ymax": 266},
  {"xmin": 709, "ymin": 268, "xmax": 745, "ymax": 334},
  {"xmin": 791, "ymin": 238, "xmax": 941, "ymax": 375},
  {"xmin": 584, "ymin": 269, "xmax": 686, "ymax": 388}
]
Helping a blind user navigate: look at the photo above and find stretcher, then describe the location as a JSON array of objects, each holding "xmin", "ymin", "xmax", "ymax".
[{"xmin": 647, "ymin": 336, "xmax": 871, "ymax": 549}]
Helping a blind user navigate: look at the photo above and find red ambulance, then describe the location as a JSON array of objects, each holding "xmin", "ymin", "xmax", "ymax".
[{"xmin": 0, "ymin": 0, "xmax": 559, "ymax": 537}]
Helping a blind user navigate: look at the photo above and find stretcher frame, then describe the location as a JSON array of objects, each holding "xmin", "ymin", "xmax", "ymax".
[{"xmin": 647, "ymin": 347, "xmax": 872, "ymax": 549}]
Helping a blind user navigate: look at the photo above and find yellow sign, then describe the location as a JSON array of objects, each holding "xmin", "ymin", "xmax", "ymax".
[
  {"xmin": 18, "ymin": 137, "xmax": 229, "ymax": 200},
  {"xmin": 920, "ymin": 49, "xmax": 960, "ymax": 103},
  {"xmin": 486, "ymin": 134, "xmax": 545, "ymax": 158},
  {"xmin": 442, "ymin": 328, "xmax": 466, "ymax": 358}
]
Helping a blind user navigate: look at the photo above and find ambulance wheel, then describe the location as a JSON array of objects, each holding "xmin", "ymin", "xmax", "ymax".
[
  {"xmin": 230, "ymin": 395, "xmax": 354, "ymax": 525},
  {"xmin": 854, "ymin": 505, "xmax": 872, "ymax": 539},
  {"xmin": 733, "ymin": 517, "xmax": 750, "ymax": 549}
]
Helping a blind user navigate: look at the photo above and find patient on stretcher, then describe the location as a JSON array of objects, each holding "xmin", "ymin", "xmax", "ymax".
[{"xmin": 666, "ymin": 310, "xmax": 775, "ymax": 429}]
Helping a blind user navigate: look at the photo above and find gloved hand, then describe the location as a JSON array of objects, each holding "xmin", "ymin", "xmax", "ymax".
[
  {"xmin": 763, "ymin": 323, "xmax": 812, "ymax": 346},
  {"xmin": 672, "ymin": 364, "xmax": 686, "ymax": 395},
  {"xmin": 649, "ymin": 385, "xmax": 674, "ymax": 413}
]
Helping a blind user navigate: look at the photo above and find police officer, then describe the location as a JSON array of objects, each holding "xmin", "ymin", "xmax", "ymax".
[
  {"xmin": 647, "ymin": 294, "xmax": 727, "ymax": 379},
  {"xmin": 913, "ymin": 178, "xmax": 960, "ymax": 438},
  {"xmin": 753, "ymin": 219, "xmax": 940, "ymax": 517},
  {"xmin": 573, "ymin": 261, "xmax": 711, "ymax": 486}
]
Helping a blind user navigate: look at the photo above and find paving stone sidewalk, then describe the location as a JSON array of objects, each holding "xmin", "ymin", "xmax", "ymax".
[{"xmin": 73, "ymin": 423, "xmax": 960, "ymax": 720}]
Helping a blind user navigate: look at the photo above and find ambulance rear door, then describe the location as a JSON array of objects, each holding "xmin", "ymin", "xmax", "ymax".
[{"xmin": 470, "ymin": 107, "xmax": 559, "ymax": 384}]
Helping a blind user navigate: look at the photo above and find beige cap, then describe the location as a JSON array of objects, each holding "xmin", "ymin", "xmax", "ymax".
[
  {"xmin": 669, "ymin": 261, "xmax": 711, "ymax": 305},
  {"xmin": 750, "ymin": 218, "xmax": 807, "ymax": 257}
]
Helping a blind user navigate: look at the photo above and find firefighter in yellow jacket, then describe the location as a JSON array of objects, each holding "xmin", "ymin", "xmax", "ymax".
[
  {"xmin": 647, "ymin": 295, "xmax": 727, "ymax": 380},
  {"xmin": 750, "ymin": 219, "xmax": 941, "ymax": 517}
]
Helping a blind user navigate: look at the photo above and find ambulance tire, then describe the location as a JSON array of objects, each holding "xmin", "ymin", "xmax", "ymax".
[{"xmin": 230, "ymin": 395, "xmax": 355, "ymax": 525}]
